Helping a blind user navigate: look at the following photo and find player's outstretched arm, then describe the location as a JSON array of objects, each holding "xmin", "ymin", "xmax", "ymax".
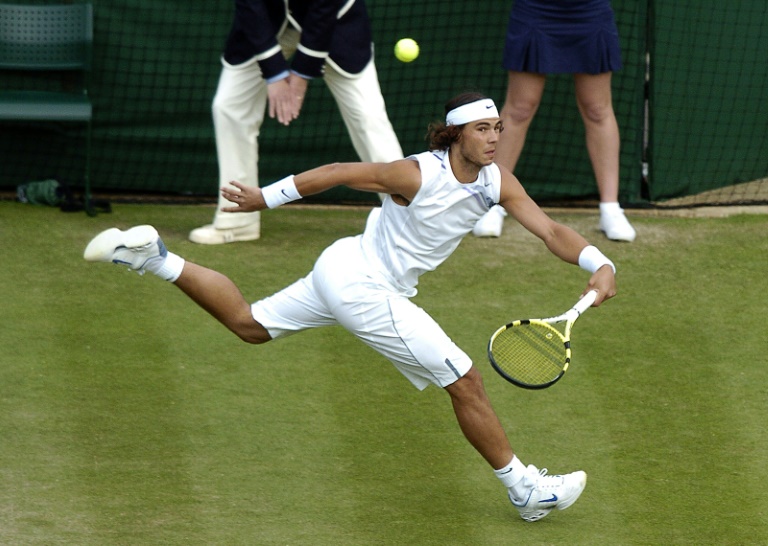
[
  {"xmin": 498, "ymin": 168, "xmax": 616, "ymax": 305},
  {"xmin": 296, "ymin": 160, "xmax": 421, "ymax": 200},
  {"xmin": 221, "ymin": 159, "xmax": 422, "ymax": 213},
  {"xmin": 497, "ymin": 169, "xmax": 586, "ymax": 260}
]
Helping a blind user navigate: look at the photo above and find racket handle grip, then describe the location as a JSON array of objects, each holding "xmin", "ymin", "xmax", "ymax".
[{"xmin": 573, "ymin": 290, "xmax": 598, "ymax": 315}]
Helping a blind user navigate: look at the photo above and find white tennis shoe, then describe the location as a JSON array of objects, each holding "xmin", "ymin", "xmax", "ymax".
[
  {"xmin": 83, "ymin": 224, "xmax": 166, "ymax": 274},
  {"xmin": 600, "ymin": 209, "xmax": 636, "ymax": 242},
  {"xmin": 510, "ymin": 465, "xmax": 587, "ymax": 522},
  {"xmin": 188, "ymin": 216, "xmax": 260, "ymax": 245},
  {"xmin": 473, "ymin": 205, "xmax": 507, "ymax": 237}
]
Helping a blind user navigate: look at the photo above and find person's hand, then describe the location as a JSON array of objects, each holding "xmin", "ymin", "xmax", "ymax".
[
  {"xmin": 220, "ymin": 180, "xmax": 267, "ymax": 212},
  {"xmin": 288, "ymin": 73, "xmax": 308, "ymax": 115},
  {"xmin": 267, "ymin": 78, "xmax": 299, "ymax": 125},
  {"xmin": 584, "ymin": 265, "xmax": 617, "ymax": 306}
]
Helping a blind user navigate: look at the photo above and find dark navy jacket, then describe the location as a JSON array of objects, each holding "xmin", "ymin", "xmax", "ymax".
[{"xmin": 223, "ymin": 0, "xmax": 372, "ymax": 79}]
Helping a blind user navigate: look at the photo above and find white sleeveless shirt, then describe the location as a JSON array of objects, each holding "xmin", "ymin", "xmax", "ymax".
[{"xmin": 359, "ymin": 149, "xmax": 502, "ymax": 296}]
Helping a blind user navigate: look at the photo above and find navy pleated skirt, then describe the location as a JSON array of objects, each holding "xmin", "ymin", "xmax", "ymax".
[{"xmin": 502, "ymin": 0, "xmax": 622, "ymax": 74}]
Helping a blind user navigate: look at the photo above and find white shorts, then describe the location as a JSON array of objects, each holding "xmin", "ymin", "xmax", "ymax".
[{"xmin": 251, "ymin": 236, "xmax": 472, "ymax": 390}]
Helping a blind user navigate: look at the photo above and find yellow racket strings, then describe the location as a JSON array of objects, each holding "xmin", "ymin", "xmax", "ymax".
[{"xmin": 492, "ymin": 323, "xmax": 566, "ymax": 384}]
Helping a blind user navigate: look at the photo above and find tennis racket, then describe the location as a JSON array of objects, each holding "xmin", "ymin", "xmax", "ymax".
[{"xmin": 487, "ymin": 290, "xmax": 598, "ymax": 389}]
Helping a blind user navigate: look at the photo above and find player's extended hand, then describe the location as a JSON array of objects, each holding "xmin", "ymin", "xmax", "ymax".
[{"xmin": 220, "ymin": 181, "xmax": 267, "ymax": 212}]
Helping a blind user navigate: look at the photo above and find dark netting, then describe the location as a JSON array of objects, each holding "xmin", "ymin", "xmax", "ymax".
[{"xmin": 646, "ymin": 0, "xmax": 768, "ymax": 206}]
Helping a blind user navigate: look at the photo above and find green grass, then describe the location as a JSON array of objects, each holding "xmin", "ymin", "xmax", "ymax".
[{"xmin": 1, "ymin": 201, "xmax": 767, "ymax": 545}]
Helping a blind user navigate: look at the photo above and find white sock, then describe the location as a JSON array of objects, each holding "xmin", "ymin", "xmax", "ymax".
[
  {"xmin": 147, "ymin": 252, "xmax": 185, "ymax": 282},
  {"xmin": 599, "ymin": 202, "xmax": 623, "ymax": 216},
  {"xmin": 494, "ymin": 455, "xmax": 527, "ymax": 489}
]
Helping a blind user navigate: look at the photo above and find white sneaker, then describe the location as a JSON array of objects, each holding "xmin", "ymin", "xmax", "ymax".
[
  {"xmin": 600, "ymin": 209, "xmax": 636, "ymax": 242},
  {"xmin": 509, "ymin": 465, "xmax": 587, "ymax": 522},
  {"xmin": 188, "ymin": 218, "xmax": 260, "ymax": 245},
  {"xmin": 473, "ymin": 205, "xmax": 506, "ymax": 237},
  {"xmin": 83, "ymin": 225, "xmax": 166, "ymax": 274}
]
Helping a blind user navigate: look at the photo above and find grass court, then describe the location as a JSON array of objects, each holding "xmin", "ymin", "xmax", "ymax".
[{"xmin": 1, "ymin": 201, "xmax": 766, "ymax": 544}]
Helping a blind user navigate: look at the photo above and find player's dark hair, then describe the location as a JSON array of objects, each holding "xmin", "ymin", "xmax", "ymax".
[{"xmin": 426, "ymin": 91, "xmax": 490, "ymax": 151}]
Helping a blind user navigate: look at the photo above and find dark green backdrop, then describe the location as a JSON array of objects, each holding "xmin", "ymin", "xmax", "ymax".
[
  {"xmin": 647, "ymin": 0, "xmax": 768, "ymax": 201},
  {"xmin": 1, "ymin": 1, "xmax": 765, "ymax": 205}
]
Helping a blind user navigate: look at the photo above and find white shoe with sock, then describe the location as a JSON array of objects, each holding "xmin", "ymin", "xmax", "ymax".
[
  {"xmin": 84, "ymin": 225, "xmax": 185, "ymax": 281},
  {"xmin": 599, "ymin": 202, "xmax": 636, "ymax": 242},
  {"xmin": 509, "ymin": 465, "xmax": 587, "ymax": 522},
  {"xmin": 473, "ymin": 205, "xmax": 506, "ymax": 238},
  {"xmin": 189, "ymin": 214, "xmax": 260, "ymax": 245}
]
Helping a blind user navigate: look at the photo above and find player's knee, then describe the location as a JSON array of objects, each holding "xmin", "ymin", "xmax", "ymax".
[
  {"xmin": 447, "ymin": 366, "xmax": 488, "ymax": 401},
  {"xmin": 461, "ymin": 366, "xmax": 486, "ymax": 390},
  {"xmin": 230, "ymin": 318, "xmax": 272, "ymax": 345},
  {"xmin": 234, "ymin": 329, "xmax": 271, "ymax": 345}
]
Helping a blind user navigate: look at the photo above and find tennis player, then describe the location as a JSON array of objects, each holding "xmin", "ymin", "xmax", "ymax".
[{"xmin": 84, "ymin": 92, "xmax": 616, "ymax": 523}]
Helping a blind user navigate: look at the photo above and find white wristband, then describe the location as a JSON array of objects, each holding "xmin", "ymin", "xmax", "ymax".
[
  {"xmin": 261, "ymin": 175, "xmax": 302, "ymax": 209},
  {"xmin": 578, "ymin": 245, "xmax": 616, "ymax": 274}
]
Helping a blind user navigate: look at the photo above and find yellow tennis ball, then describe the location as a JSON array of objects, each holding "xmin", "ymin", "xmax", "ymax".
[{"xmin": 394, "ymin": 38, "xmax": 419, "ymax": 63}]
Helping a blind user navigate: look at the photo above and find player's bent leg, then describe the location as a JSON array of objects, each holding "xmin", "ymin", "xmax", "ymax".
[
  {"xmin": 174, "ymin": 263, "xmax": 272, "ymax": 344},
  {"xmin": 445, "ymin": 367, "xmax": 587, "ymax": 522},
  {"xmin": 444, "ymin": 367, "xmax": 514, "ymax": 470},
  {"xmin": 84, "ymin": 226, "xmax": 272, "ymax": 344}
]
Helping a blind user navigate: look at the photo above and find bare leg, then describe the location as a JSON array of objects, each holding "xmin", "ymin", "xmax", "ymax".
[
  {"xmin": 496, "ymin": 71, "xmax": 547, "ymax": 172},
  {"xmin": 575, "ymin": 72, "xmax": 636, "ymax": 241},
  {"xmin": 574, "ymin": 72, "xmax": 620, "ymax": 203},
  {"xmin": 473, "ymin": 72, "xmax": 547, "ymax": 237},
  {"xmin": 444, "ymin": 367, "xmax": 514, "ymax": 469},
  {"xmin": 173, "ymin": 262, "xmax": 271, "ymax": 344}
]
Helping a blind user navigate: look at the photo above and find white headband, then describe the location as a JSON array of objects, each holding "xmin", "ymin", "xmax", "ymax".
[{"xmin": 446, "ymin": 98, "xmax": 499, "ymax": 126}]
